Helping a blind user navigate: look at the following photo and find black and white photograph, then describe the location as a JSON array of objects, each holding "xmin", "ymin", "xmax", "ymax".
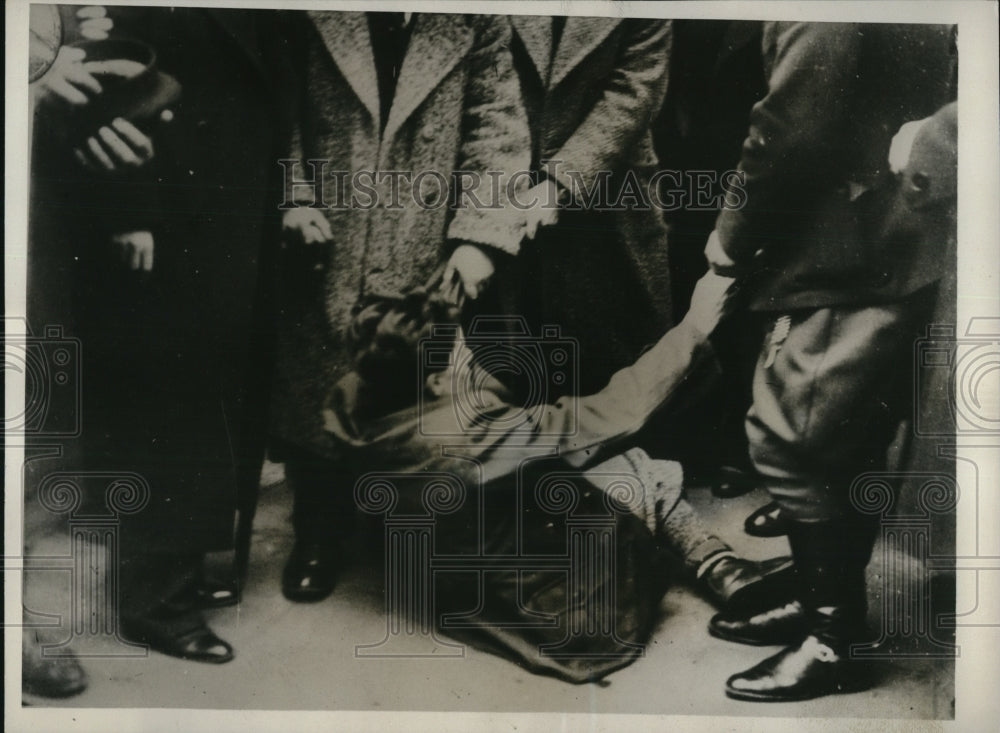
[{"xmin": 5, "ymin": 1, "xmax": 999, "ymax": 730}]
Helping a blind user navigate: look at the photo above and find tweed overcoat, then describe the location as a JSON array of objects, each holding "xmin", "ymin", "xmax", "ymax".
[
  {"xmin": 508, "ymin": 16, "xmax": 674, "ymax": 394},
  {"xmin": 271, "ymin": 12, "xmax": 530, "ymax": 457}
]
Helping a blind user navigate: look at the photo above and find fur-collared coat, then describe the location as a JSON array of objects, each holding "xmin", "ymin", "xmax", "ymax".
[
  {"xmin": 508, "ymin": 16, "xmax": 673, "ymax": 394},
  {"xmin": 271, "ymin": 12, "xmax": 529, "ymax": 456}
]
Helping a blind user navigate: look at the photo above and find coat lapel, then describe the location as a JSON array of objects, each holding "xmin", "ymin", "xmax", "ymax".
[
  {"xmin": 382, "ymin": 13, "xmax": 474, "ymax": 144},
  {"xmin": 509, "ymin": 15, "xmax": 552, "ymax": 84},
  {"xmin": 308, "ymin": 10, "xmax": 380, "ymax": 127},
  {"xmin": 548, "ymin": 16, "xmax": 621, "ymax": 89}
]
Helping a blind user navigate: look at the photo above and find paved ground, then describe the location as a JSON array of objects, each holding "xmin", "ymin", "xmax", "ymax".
[{"xmin": 21, "ymin": 464, "xmax": 955, "ymax": 719}]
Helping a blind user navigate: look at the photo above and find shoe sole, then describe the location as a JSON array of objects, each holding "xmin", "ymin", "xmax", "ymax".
[{"xmin": 725, "ymin": 678, "xmax": 871, "ymax": 702}]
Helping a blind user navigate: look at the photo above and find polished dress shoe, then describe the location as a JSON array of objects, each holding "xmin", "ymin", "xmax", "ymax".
[
  {"xmin": 121, "ymin": 612, "xmax": 234, "ymax": 664},
  {"xmin": 725, "ymin": 634, "xmax": 871, "ymax": 702},
  {"xmin": 22, "ymin": 631, "xmax": 88, "ymax": 698},
  {"xmin": 710, "ymin": 465, "xmax": 759, "ymax": 499},
  {"xmin": 167, "ymin": 577, "xmax": 240, "ymax": 610},
  {"xmin": 194, "ymin": 579, "xmax": 240, "ymax": 609},
  {"xmin": 700, "ymin": 555, "xmax": 795, "ymax": 612},
  {"xmin": 744, "ymin": 501, "xmax": 790, "ymax": 537},
  {"xmin": 709, "ymin": 600, "xmax": 808, "ymax": 645},
  {"xmin": 282, "ymin": 542, "xmax": 340, "ymax": 602}
]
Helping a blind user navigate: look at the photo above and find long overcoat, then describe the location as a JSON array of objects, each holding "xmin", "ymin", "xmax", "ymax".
[
  {"xmin": 508, "ymin": 16, "xmax": 673, "ymax": 394},
  {"xmin": 271, "ymin": 11, "xmax": 529, "ymax": 457},
  {"xmin": 29, "ymin": 7, "xmax": 300, "ymax": 554}
]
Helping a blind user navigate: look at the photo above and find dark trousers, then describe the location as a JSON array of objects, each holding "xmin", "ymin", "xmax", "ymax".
[
  {"xmin": 745, "ymin": 287, "xmax": 935, "ymax": 637},
  {"xmin": 281, "ymin": 444, "xmax": 356, "ymax": 547}
]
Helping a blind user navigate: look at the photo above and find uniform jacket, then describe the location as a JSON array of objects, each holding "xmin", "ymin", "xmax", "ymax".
[
  {"xmin": 271, "ymin": 11, "xmax": 529, "ymax": 456},
  {"xmin": 714, "ymin": 22, "xmax": 956, "ymax": 311},
  {"xmin": 508, "ymin": 16, "xmax": 674, "ymax": 392}
]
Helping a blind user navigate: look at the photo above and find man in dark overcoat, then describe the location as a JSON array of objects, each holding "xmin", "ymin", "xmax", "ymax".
[{"xmin": 30, "ymin": 5, "xmax": 301, "ymax": 662}]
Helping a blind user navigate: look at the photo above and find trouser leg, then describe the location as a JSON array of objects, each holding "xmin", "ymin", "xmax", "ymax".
[
  {"xmin": 285, "ymin": 446, "xmax": 355, "ymax": 548},
  {"xmin": 745, "ymin": 294, "xmax": 930, "ymax": 635},
  {"xmin": 119, "ymin": 551, "xmax": 203, "ymax": 622}
]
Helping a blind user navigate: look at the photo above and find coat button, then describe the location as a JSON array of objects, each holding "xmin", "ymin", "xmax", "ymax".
[
  {"xmin": 420, "ymin": 123, "xmax": 437, "ymax": 142},
  {"xmin": 909, "ymin": 171, "xmax": 931, "ymax": 193},
  {"xmin": 870, "ymin": 270, "xmax": 892, "ymax": 287}
]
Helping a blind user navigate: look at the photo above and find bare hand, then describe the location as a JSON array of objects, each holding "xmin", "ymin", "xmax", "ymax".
[
  {"xmin": 523, "ymin": 180, "xmax": 561, "ymax": 239},
  {"xmin": 704, "ymin": 229, "xmax": 741, "ymax": 278},
  {"xmin": 73, "ymin": 118, "xmax": 155, "ymax": 171},
  {"xmin": 682, "ymin": 269, "xmax": 738, "ymax": 336},
  {"xmin": 35, "ymin": 46, "xmax": 102, "ymax": 106},
  {"xmin": 112, "ymin": 230, "xmax": 154, "ymax": 271},
  {"xmin": 444, "ymin": 243, "xmax": 494, "ymax": 300},
  {"xmin": 77, "ymin": 6, "xmax": 113, "ymax": 40},
  {"xmin": 888, "ymin": 117, "xmax": 931, "ymax": 174},
  {"xmin": 282, "ymin": 208, "xmax": 333, "ymax": 245}
]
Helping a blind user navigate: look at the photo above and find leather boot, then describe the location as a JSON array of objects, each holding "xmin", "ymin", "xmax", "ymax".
[
  {"xmin": 699, "ymin": 554, "xmax": 796, "ymax": 612},
  {"xmin": 724, "ymin": 517, "xmax": 875, "ymax": 701}
]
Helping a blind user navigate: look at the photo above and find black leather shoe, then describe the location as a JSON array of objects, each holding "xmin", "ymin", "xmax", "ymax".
[
  {"xmin": 22, "ymin": 632, "xmax": 88, "ymax": 698},
  {"xmin": 168, "ymin": 578, "xmax": 240, "ymax": 610},
  {"xmin": 282, "ymin": 542, "xmax": 340, "ymax": 602},
  {"xmin": 744, "ymin": 501, "xmax": 790, "ymax": 537},
  {"xmin": 725, "ymin": 635, "xmax": 871, "ymax": 702},
  {"xmin": 121, "ymin": 614, "xmax": 234, "ymax": 664},
  {"xmin": 194, "ymin": 579, "xmax": 240, "ymax": 609},
  {"xmin": 711, "ymin": 465, "xmax": 759, "ymax": 499},
  {"xmin": 700, "ymin": 555, "xmax": 795, "ymax": 612},
  {"xmin": 709, "ymin": 600, "xmax": 808, "ymax": 645}
]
